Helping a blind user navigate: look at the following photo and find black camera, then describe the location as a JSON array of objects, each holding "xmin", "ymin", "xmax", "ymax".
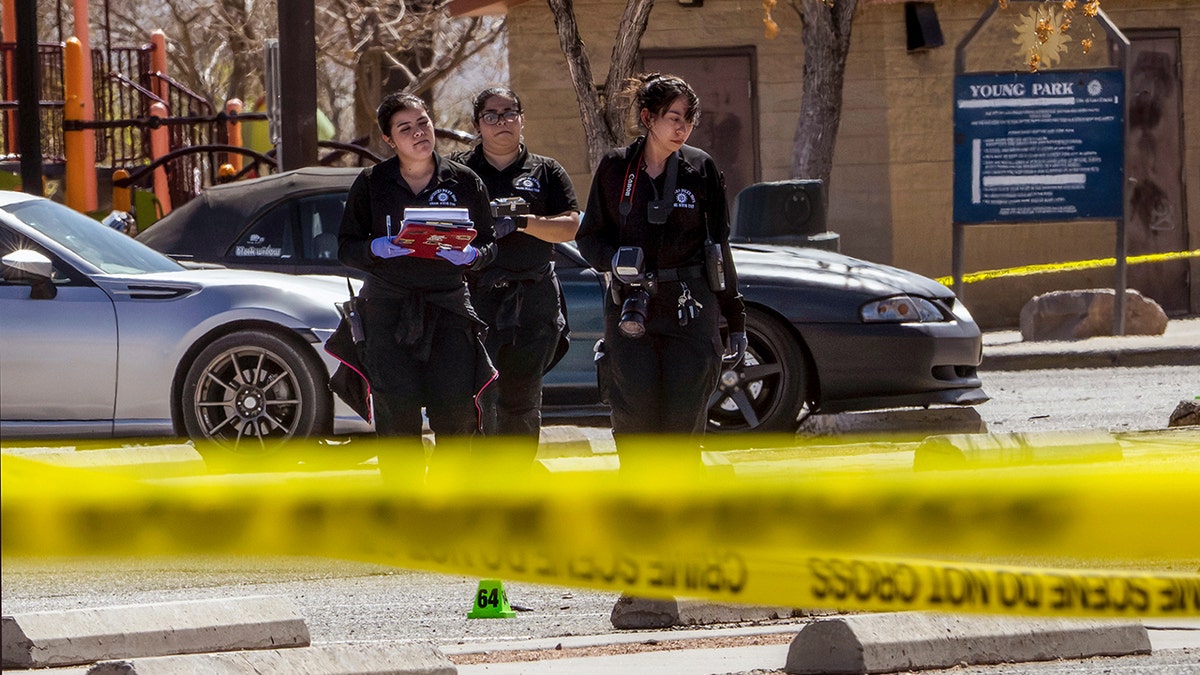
[
  {"xmin": 490, "ymin": 197, "xmax": 530, "ymax": 228},
  {"xmin": 612, "ymin": 247, "xmax": 655, "ymax": 339}
]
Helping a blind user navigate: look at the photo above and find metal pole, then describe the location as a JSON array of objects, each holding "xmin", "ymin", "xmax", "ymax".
[
  {"xmin": 277, "ymin": 1, "xmax": 318, "ymax": 170},
  {"xmin": 1114, "ymin": 217, "xmax": 1127, "ymax": 335},
  {"xmin": 1111, "ymin": 8, "xmax": 1131, "ymax": 337},
  {"xmin": 15, "ymin": 0, "xmax": 43, "ymax": 195},
  {"xmin": 952, "ymin": 222, "xmax": 964, "ymax": 300}
]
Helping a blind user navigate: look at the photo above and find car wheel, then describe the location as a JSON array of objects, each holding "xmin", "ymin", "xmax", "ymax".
[
  {"xmin": 181, "ymin": 331, "xmax": 330, "ymax": 453},
  {"xmin": 707, "ymin": 310, "xmax": 810, "ymax": 433}
]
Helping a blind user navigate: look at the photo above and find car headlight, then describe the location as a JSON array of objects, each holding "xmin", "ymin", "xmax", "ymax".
[
  {"xmin": 861, "ymin": 295, "xmax": 946, "ymax": 323},
  {"xmin": 950, "ymin": 298, "xmax": 975, "ymax": 322}
]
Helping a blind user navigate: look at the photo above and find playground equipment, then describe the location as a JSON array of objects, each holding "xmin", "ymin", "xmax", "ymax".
[
  {"xmin": 1, "ymin": 6, "xmax": 380, "ymax": 225},
  {"xmin": 2, "ymin": 26, "xmax": 273, "ymax": 218}
]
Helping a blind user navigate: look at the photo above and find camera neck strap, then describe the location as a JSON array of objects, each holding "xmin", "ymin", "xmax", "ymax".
[{"xmin": 618, "ymin": 145, "xmax": 679, "ymax": 225}]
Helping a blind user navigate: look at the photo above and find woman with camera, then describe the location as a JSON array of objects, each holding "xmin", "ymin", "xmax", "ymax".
[
  {"xmin": 452, "ymin": 87, "xmax": 581, "ymax": 471},
  {"xmin": 576, "ymin": 73, "xmax": 746, "ymax": 476},
  {"xmin": 337, "ymin": 91, "xmax": 497, "ymax": 485}
]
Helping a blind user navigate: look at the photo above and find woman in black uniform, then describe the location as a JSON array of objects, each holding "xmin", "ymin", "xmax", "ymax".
[
  {"xmin": 576, "ymin": 73, "xmax": 746, "ymax": 475},
  {"xmin": 337, "ymin": 92, "xmax": 497, "ymax": 485},
  {"xmin": 454, "ymin": 87, "xmax": 580, "ymax": 470}
]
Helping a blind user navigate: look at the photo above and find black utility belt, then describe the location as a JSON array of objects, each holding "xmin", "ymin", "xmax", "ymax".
[{"xmin": 645, "ymin": 265, "xmax": 705, "ymax": 283}]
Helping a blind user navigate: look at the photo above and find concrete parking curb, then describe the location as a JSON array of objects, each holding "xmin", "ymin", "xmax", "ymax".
[
  {"xmin": 797, "ymin": 407, "xmax": 987, "ymax": 440},
  {"xmin": 913, "ymin": 430, "xmax": 1122, "ymax": 470},
  {"xmin": 537, "ymin": 425, "xmax": 616, "ymax": 456},
  {"xmin": 610, "ymin": 596, "xmax": 799, "ymax": 629},
  {"xmin": 535, "ymin": 453, "xmax": 619, "ymax": 474},
  {"xmin": 784, "ymin": 612, "xmax": 1151, "ymax": 674},
  {"xmin": 0, "ymin": 444, "xmax": 206, "ymax": 478},
  {"xmin": 85, "ymin": 643, "xmax": 455, "ymax": 675},
  {"xmin": 1, "ymin": 596, "xmax": 308, "ymax": 669}
]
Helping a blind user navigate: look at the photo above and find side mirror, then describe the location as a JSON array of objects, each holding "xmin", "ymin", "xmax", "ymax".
[{"xmin": 2, "ymin": 249, "xmax": 58, "ymax": 299}]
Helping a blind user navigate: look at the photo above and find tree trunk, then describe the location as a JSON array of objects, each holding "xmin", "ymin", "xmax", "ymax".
[
  {"xmin": 219, "ymin": 0, "xmax": 259, "ymax": 103},
  {"xmin": 354, "ymin": 48, "xmax": 390, "ymax": 156},
  {"xmin": 547, "ymin": 0, "xmax": 655, "ymax": 170},
  {"xmin": 790, "ymin": 0, "xmax": 857, "ymax": 191},
  {"xmin": 602, "ymin": 0, "xmax": 656, "ymax": 150}
]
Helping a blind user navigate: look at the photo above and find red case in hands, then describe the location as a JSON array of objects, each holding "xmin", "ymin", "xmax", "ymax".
[{"xmin": 394, "ymin": 221, "xmax": 477, "ymax": 259}]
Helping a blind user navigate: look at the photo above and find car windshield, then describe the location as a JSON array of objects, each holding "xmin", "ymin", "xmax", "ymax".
[{"xmin": 3, "ymin": 200, "xmax": 183, "ymax": 275}]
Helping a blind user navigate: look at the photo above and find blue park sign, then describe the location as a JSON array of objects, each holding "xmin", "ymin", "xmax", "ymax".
[{"xmin": 953, "ymin": 70, "xmax": 1125, "ymax": 224}]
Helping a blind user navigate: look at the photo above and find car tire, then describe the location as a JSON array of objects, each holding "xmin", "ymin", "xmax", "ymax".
[
  {"xmin": 707, "ymin": 309, "xmax": 810, "ymax": 433},
  {"xmin": 181, "ymin": 330, "xmax": 331, "ymax": 454}
]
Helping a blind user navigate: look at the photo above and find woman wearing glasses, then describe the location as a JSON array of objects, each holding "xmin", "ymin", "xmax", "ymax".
[
  {"xmin": 454, "ymin": 87, "xmax": 581, "ymax": 471},
  {"xmin": 576, "ymin": 73, "xmax": 746, "ymax": 477},
  {"xmin": 337, "ymin": 91, "xmax": 497, "ymax": 485}
]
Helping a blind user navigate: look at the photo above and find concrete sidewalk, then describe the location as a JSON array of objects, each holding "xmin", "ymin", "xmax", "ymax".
[{"xmin": 980, "ymin": 315, "xmax": 1200, "ymax": 371}]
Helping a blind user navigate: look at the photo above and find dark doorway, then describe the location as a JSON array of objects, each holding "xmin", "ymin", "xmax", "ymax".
[
  {"xmin": 641, "ymin": 48, "xmax": 760, "ymax": 201},
  {"xmin": 1125, "ymin": 29, "xmax": 1189, "ymax": 314}
]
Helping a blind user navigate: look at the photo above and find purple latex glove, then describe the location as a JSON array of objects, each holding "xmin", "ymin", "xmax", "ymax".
[
  {"xmin": 436, "ymin": 245, "xmax": 479, "ymax": 266},
  {"xmin": 493, "ymin": 216, "xmax": 517, "ymax": 239},
  {"xmin": 723, "ymin": 331, "xmax": 748, "ymax": 366},
  {"xmin": 370, "ymin": 236, "xmax": 413, "ymax": 259}
]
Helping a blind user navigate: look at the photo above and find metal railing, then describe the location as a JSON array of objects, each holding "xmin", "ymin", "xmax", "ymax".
[{"xmin": 0, "ymin": 42, "xmax": 66, "ymax": 162}]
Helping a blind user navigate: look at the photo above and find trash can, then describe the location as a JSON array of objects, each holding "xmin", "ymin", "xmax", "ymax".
[{"xmin": 730, "ymin": 179, "xmax": 839, "ymax": 252}]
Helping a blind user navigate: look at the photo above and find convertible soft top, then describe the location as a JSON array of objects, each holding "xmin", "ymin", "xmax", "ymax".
[{"xmin": 137, "ymin": 167, "xmax": 360, "ymax": 258}]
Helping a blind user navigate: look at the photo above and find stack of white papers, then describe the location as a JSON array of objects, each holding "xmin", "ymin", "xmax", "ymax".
[{"xmin": 403, "ymin": 207, "xmax": 472, "ymax": 226}]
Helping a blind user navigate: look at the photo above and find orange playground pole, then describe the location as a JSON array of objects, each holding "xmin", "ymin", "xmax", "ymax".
[
  {"xmin": 148, "ymin": 103, "xmax": 172, "ymax": 214},
  {"xmin": 150, "ymin": 31, "xmax": 168, "ymax": 101},
  {"xmin": 111, "ymin": 169, "xmax": 131, "ymax": 212},
  {"xmin": 2, "ymin": 0, "xmax": 18, "ymax": 155},
  {"xmin": 63, "ymin": 38, "xmax": 92, "ymax": 212},
  {"xmin": 72, "ymin": 0, "xmax": 98, "ymax": 210}
]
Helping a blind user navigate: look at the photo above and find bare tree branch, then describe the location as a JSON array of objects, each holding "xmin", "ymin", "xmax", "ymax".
[{"xmin": 547, "ymin": 0, "xmax": 655, "ymax": 169}]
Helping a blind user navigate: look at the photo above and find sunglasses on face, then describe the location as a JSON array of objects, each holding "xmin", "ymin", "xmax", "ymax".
[{"xmin": 479, "ymin": 110, "xmax": 521, "ymax": 125}]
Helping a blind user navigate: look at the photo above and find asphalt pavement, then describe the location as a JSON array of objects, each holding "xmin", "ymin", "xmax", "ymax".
[
  {"xmin": 3, "ymin": 317, "xmax": 1198, "ymax": 674},
  {"xmin": 522, "ymin": 316, "xmax": 1198, "ymax": 673},
  {"xmin": 419, "ymin": 315, "xmax": 1200, "ymax": 673}
]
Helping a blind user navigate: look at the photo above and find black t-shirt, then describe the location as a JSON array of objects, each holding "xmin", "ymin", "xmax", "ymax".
[
  {"xmin": 454, "ymin": 145, "xmax": 578, "ymax": 273},
  {"xmin": 337, "ymin": 153, "xmax": 495, "ymax": 297}
]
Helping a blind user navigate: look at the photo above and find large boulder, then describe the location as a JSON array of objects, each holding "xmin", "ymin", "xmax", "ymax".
[{"xmin": 1019, "ymin": 289, "xmax": 1168, "ymax": 341}]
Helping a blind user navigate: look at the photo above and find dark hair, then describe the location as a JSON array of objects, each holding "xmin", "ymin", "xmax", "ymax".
[
  {"xmin": 376, "ymin": 92, "xmax": 428, "ymax": 135},
  {"xmin": 626, "ymin": 73, "xmax": 700, "ymax": 131},
  {"xmin": 471, "ymin": 86, "xmax": 522, "ymax": 122}
]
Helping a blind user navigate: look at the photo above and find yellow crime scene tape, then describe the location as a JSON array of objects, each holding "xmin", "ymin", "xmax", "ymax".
[
  {"xmin": 936, "ymin": 248, "xmax": 1200, "ymax": 286},
  {"xmin": 3, "ymin": 436, "xmax": 1199, "ymax": 618}
]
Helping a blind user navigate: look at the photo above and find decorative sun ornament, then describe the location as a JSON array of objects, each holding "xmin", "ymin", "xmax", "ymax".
[
  {"xmin": 1013, "ymin": 5, "xmax": 1071, "ymax": 71},
  {"xmin": 762, "ymin": 0, "xmax": 779, "ymax": 40},
  {"xmin": 1003, "ymin": 1, "xmax": 1103, "ymax": 72}
]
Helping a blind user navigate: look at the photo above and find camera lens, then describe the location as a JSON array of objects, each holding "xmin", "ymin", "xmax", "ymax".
[{"xmin": 619, "ymin": 289, "xmax": 649, "ymax": 338}]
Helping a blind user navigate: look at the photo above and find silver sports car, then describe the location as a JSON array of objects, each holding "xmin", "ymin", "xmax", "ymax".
[{"xmin": 0, "ymin": 190, "xmax": 372, "ymax": 451}]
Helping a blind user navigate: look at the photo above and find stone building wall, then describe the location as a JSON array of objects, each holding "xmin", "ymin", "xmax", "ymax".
[{"xmin": 506, "ymin": 0, "xmax": 1198, "ymax": 326}]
